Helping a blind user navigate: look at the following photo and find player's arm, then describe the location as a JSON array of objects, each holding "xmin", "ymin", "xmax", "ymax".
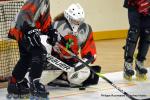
[
  {"xmin": 9, "ymin": 0, "xmax": 45, "ymax": 41},
  {"xmin": 20, "ymin": 0, "xmax": 42, "ymax": 47},
  {"xmin": 75, "ymin": 25, "xmax": 96, "ymax": 68},
  {"xmin": 46, "ymin": 25, "xmax": 61, "ymax": 46},
  {"xmin": 81, "ymin": 25, "xmax": 96, "ymax": 63},
  {"xmin": 136, "ymin": 0, "xmax": 150, "ymax": 15},
  {"xmin": 123, "ymin": 0, "xmax": 138, "ymax": 8}
]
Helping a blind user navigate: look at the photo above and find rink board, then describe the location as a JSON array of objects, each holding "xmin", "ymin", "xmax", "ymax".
[{"xmin": 0, "ymin": 68, "xmax": 150, "ymax": 100}]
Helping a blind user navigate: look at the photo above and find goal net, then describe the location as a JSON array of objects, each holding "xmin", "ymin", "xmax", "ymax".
[{"xmin": 0, "ymin": 0, "xmax": 24, "ymax": 82}]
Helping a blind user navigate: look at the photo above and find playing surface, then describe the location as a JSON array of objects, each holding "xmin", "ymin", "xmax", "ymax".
[
  {"xmin": 0, "ymin": 39, "xmax": 150, "ymax": 100},
  {"xmin": 0, "ymin": 68, "xmax": 150, "ymax": 100}
]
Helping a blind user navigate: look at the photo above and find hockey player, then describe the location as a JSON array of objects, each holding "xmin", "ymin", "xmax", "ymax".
[
  {"xmin": 7, "ymin": 0, "xmax": 58, "ymax": 99},
  {"xmin": 46, "ymin": 3, "xmax": 100, "ymax": 88},
  {"xmin": 123, "ymin": 0, "xmax": 150, "ymax": 80}
]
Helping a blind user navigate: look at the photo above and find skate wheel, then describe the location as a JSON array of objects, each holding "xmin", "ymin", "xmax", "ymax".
[
  {"xmin": 30, "ymin": 96, "xmax": 37, "ymax": 100},
  {"xmin": 20, "ymin": 94, "xmax": 30, "ymax": 99},
  {"xmin": 30, "ymin": 96, "xmax": 50, "ymax": 100},
  {"xmin": 30, "ymin": 96, "xmax": 35, "ymax": 100},
  {"xmin": 41, "ymin": 97, "xmax": 50, "ymax": 100},
  {"xmin": 136, "ymin": 74, "xmax": 147, "ymax": 81},
  {"xmin": 6, "ymin": 94, "xmax": 13, "ymax": 99},
  {"xmin": 123, "ymin": 74, "xmax": 132, "ymax": 81},
  {"xmin": 13, "ymin": 94, "xmax": 19, "ymax": 99}
]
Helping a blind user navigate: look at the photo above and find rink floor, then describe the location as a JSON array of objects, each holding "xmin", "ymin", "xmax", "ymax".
[{"xmin": 0, "ymin": 68, "xmax": 150, "ymax": 100}]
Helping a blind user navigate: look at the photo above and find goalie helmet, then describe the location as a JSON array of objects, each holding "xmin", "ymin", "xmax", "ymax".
[{"xmin": 64, "ymin": 3, "xmax": 85, "ymax": 32}]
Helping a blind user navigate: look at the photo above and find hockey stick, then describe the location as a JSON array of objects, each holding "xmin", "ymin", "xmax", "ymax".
[
  {"xmin": 57, "ymin": 43, "xmax": 150, "ymax": 100},
  {"xmin": 46, "ymin": 53, "xmax": 91, "ymax": 72},
  {"xmin": 46, "ymin": 53, "xmax": 74, "ymax": 73}
]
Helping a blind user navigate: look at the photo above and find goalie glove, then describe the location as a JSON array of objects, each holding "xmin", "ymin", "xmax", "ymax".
[
  {"xmin": 75, "ymin": 58, "xmax": 89, "ymax": 68},
  {"xmin": 23, "ymin": 22, "xmax": 41, "ymax": 47},
  {"xmin": 74, "ymin": 58, "xmax": 92, "ymax": 71},
  {"xmin": 74, "ymin": 52, "xmax": 95, "ymax": 71}
]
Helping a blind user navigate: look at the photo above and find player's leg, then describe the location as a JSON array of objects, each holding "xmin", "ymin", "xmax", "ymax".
[
  {"xmin": 7, "ymin": 77, "xmax": 29, "ymax": 99},
  {"xmin": 135, "ymin": 16, "xmax": 150, "ymax": 80},
  {"xmin": 29, "ymin": 78, "xmax": 49, "ymax": 100},
  {"xmin": 47, "ymin": 65, "xmax": 101, "ymax": 88},
  {"xmin": 123, "ymin": 8, "xmax": 140, "ymax": 80},
  {"xmin": 47, "ymin": 72, "xmax": 71, "ymax": 87},
  {"xmin": 7, "ymin": 40, "xmax": 30, "ymax": 99},
  {"xmin": 28, "ymin": 47, "xmax": 49, "ymax": 99}
]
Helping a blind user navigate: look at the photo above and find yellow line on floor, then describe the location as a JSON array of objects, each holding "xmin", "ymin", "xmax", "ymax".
[{"xmin": 93, "ymin": 29, "xmax": 128, "ymax": 41}]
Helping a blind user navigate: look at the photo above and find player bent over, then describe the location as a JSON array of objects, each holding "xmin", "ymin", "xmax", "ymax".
[
  {"xmin": 42, "ymin": 3, "xmax": 101, "ymax": 88},
  {"xmin": 7, "ymin": 0, "xmax": 58, "ymax": 99},
  {"xmin": 123, "ymin": 0, "xmax": 150, "ymax": 80}
]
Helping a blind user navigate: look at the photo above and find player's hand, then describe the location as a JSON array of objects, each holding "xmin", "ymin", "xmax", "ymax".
[
  {"xmin": 26, "ymin": 28, "xmax": 41, "ymax": 47},
  {"xmin": 74, "ymin": 58, "xmax": 89, "ymax": 70},
  {"xmin": 23, "ymin": 22, "xmax": 41, "ymax": 47},
  {"xmin": 75, "ymin": 61, "xmax": 84, "ymax": 68},
  {"xmin": 74, "ymin": 56, "xmax": 94, "ymax": 71},
  {"xmin": 47, "ymin": 27, "xmax": 61, "ymax": 46}
]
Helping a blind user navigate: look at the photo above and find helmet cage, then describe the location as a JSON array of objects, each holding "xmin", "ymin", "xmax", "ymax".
[{"xmin": 64, "ymin": 3, "xmax": 85, "ymax": 32}]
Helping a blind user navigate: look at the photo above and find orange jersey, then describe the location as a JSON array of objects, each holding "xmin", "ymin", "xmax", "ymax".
[{"xmin": 9, "ymin": 0, "xmax": 52, "ymax": 41}]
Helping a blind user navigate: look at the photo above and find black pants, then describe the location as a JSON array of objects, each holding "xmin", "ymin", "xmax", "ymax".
[
  {"xmin": 12, "ymin": 36, "xmax": 46, "ymax": 81},
  {"xmin": 124, "ymin": 7, "xmax": 150, "ymax": 62}
]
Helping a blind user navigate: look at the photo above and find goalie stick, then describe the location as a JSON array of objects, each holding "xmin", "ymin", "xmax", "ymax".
[
  {"xmin": 46, "ymin": 53, "xmax": 74, "ymax": 73},
  {"xmin": 56, "ymin": 43, "xmax": 150, "ymax": 100},
  {"xmin": 46, "ymin": 53, "xmax": 90, "ymax": 72}
]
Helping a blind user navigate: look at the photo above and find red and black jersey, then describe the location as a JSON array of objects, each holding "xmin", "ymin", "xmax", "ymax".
[
  {"xmin": 124, "ymin": 0, "xmax": 150, "ymax": 15},
  {"xmin": 137, "ymin": 0, "xmax": 150, "ymax": 15},
  {"xmin": 8, "ymin": 0, "xmax": 52, "ymax": 41},
  {"xmin": 52, "ymin": 19, "xmax": 96, "ymax": 63}
]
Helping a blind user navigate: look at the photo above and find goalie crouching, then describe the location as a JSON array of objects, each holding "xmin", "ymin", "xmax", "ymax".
[{"xmin": 40, "ymin": 3, "xmax": 101, "ymax": 88}]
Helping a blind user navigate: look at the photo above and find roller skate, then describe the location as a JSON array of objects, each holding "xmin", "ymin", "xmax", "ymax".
[
  {"xmin": 30, "ymin": 78, "xmax": 49, "ymax": 100},
  {"xmin": 135, "ymin": 60, "xmax": 148, "ymax": 81},
  {"xmin": 123, "ymin": 61, "xmax": 134, "ymax": 80},
  {"xmin": 6, "ymin": 77, "xmax": 30, "ymax": 99}
]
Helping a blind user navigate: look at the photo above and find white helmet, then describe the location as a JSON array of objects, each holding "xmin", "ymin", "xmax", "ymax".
[{"xmin": 64, "ymin": 3, "xmax": 85, "ymax": 32}]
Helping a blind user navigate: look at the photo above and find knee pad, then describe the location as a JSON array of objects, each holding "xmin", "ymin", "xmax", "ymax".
[
  {"xmin": 31, "ymin": 48, "xmax": 46, "ymax": 65},
  {"xmin": 144, "ymin": 28, "xmax": 150, "ymax": 43},
  {"xmin": 127, "ymin": 27, "xmax": 140, "ymax": 44},
  {"xmin": 124, "ymin": 27, "xmax": 140, "ymax": 62},
  {"xmin": 67, "ymin": 67, "xmax": 91, "ymax": 85},
  {"xmin": 32, "ymin": 55, "xmax": 43, "ymax": 65},
  {"xmin": 40, "ymin": 70, "xmax": 63, "ymax": 85}
]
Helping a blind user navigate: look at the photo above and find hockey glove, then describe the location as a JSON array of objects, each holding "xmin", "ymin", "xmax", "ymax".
[
  {"xmin": 75, "ymin": 58, "xmax": 89, "ymax": 68},
  {"xmin": 47, "ymin": 27, "xmax": 61, "ymax": 46},
  {"xmin": 23, "ymin": 22, "xmax": 41, "ymax": 47},
  {"xmin": 74, "ymin": 52, "xmax": 95, "ymax": 71}
]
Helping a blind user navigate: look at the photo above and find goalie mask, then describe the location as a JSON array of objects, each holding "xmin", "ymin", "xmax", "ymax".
[{"xmin": 64, "ymin": 3, "xmax": 85, "ymax": 32}]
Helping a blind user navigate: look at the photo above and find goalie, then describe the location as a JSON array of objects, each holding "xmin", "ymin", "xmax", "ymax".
[{"xmin": 41, "ymin": 3, "xmax": 101, "ymax": 88}]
